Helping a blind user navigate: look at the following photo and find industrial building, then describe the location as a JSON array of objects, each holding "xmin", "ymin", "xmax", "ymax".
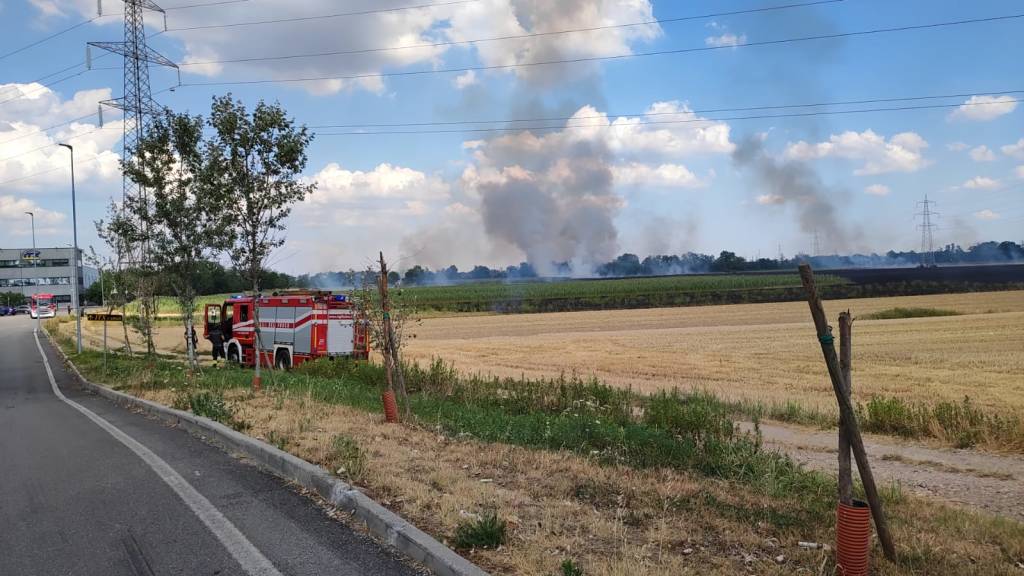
[{"xmin": 0, "ymin": 247, "xmax": 98, "ymax": 305}]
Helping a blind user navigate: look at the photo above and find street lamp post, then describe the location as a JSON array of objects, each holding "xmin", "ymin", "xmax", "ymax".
[
  {"xmin": 58, "ymin": 143, "xmax": 82, "ymax": 354},
  {"xmin": 25, "ymin": 211, "xmax": 38, "ymax": 334}
]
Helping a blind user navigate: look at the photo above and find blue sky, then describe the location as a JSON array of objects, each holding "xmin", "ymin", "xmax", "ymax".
[{"xmin": 0, "ymin": 0, "xmax": 1021, "ymax": 274}]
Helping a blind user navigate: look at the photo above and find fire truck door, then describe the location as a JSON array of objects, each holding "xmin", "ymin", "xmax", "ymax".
[
  {"xmin": 203, "ymin": 304, "xmax": 221, "ymax": 339},
  {"xmin": 326, "ymin": 313, "xmax": 354, "ymax": 355}
]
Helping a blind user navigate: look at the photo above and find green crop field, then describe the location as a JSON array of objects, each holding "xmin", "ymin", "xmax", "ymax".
[
  {"xmin": 392, "ymin": 273, "xmax": 846, "ymax": 313},
  {"xmin": 123, "ymin": 274, "xmax": 842, "ymax": 317}
]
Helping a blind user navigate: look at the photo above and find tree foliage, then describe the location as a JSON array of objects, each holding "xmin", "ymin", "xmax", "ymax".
[
  {"xmin": 119, "ymin": 110, "xmax": 233, "ymax": 366},
  {"xmin": 207, "ymin": 95, "xmax": 316, "ymax": 292}
]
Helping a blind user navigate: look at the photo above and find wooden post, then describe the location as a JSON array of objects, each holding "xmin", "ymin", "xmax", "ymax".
[
  {"xmin": 799, "ymin": 264, "xmax": 896, "ymax": 562},
  {"xmin": 378, "ymin": 252, "xmax": 410, "ymax": 418},
  {"xmin": 838, "ymin": 311, "xmax": 853, "ymax": 506}
]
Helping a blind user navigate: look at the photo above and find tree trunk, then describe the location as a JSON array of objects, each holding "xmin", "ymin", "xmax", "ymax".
[
  {"xmin": 252, "ymin": 276, "xmax": 262, "ymax": 391},
  {"xmin": 121, "ymin": 298, "xmax": 132, "ymax": 355}
]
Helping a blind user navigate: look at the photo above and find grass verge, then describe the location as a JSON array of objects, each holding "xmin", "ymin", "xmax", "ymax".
[{"xmin": 44, "ymin": 322, "xmax": 1024, "ymax": 575}]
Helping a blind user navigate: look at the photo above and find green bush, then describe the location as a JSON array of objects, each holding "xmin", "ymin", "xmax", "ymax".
[
  {"xmin": 644, "ymin": 390, "xmax": 735, "ymax": 443},
  {"xmin": 453, "ymin": 510, "xmax": 506, "ymax": 550},
  {"xmin": 860, "ymin": 307, "xmax": 960, "ymax": 320},
  {"xmin": 559, "ymin": 559, "xmax": 583, "ymax": 576}
]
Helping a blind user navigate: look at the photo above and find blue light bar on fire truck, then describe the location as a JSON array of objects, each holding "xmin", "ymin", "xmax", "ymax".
[{"xmin": 333, "ymin": 295, "xmax": 347, "ymax": 302}]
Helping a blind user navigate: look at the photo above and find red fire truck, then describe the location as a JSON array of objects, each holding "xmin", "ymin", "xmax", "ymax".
[
  {"xmin": 203, "ymin": 291, "xmax": 369, "ymax": 369},
  {"xmin": 29, "ymin": 293, "xmax": 56, "ymax": 319}
]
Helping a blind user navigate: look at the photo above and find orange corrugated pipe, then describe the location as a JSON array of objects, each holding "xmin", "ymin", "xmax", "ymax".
[
  {"xmin": 836, "ymin": 500, "xmax": 871, "ymax": 576},
  {"xmin": 382, "ymin": 390, "xmax": 399, "ymax": 423}
]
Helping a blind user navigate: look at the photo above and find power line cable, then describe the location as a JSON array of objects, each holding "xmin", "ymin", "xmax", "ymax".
[
  {"xmin": 0, "ymin": 126, "xmax": 114, "ymax": 164},
  {"xmin": 0, "ymin": 154, "xmax": 104, "ymax": 188},
  {"xmin": 0, "ymin": 113, "xmax": 100, "ymax": 146},
  {"xmin": 168, "ymin": 0, "xmax": 479, "ymax": 32},
  {"xmin": 177, "ymin": 0, "xmax": 842, "ymax": 67},
  {"xmin": 0, "ymin": 70, "xmax": 91, "ymax": 106},
  {"xmin": 313, "ymin": 98, "xmax": 1024, "ymax": 136},
  {"xmin": 0, "ymin": 0, "xmax": 239, "ymax": 62},
  {"xmin": 0, "ymin": 30, "xmax": 168, "ymax": 108},
  {"xmin": 173, "ymin": 13, "xmax": 1024, "ymax": 88},
  {"xmin": 0, "ymin": 18, "xmax": 98, "ymax": 62},
  {"xmin": 307, "ymin": 89, "xmax": 1024, "ymax": 129}
]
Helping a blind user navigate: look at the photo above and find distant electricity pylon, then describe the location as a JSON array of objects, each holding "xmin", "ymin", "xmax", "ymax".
[
  {"xmin": 812, "ymin": 229, "xmax": 821, "ymax": 256},
  {"xmin": 916, "ymin": 194, "xmax": 939, "ymax": 267},
  {"xmin": 88, "ymin": 0, "xmax": 179, "ymax": 205}
]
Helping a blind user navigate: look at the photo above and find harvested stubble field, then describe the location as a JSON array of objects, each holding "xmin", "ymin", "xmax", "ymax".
[{"xmin": 404, "ymin": 291, "xmax": 1024, "ymax": 415}]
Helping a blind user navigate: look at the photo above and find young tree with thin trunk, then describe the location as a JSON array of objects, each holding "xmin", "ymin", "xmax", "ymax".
[
  {"xmin": 207, "ymin": 94, "xmax": 315, "ymax": 388},
  {"xmin": 95, "ymin": 200, "xmax": 137, "ymax": 355},
  {"xmin": 121, "ymin": 110, "xmax": 232, "ymax": 369}
]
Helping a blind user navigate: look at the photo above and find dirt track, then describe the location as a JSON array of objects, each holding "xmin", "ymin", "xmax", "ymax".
[{"xmin": 753, "ymin": 422, "xmax": 1024, "ymax": 522}]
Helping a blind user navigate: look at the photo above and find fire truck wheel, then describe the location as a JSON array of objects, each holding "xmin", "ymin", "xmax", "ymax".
[
  {"xmin": 275, "ymin": 349, "xmax": 291, "ymax": 371},
  {"xmin": 227, "ymin": 344, "xmax": 240, "ymax": 364}
]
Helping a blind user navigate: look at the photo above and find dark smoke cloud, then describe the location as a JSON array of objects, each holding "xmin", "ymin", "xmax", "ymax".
[
  {"xmin": 732, "ymin": 136, "xmax": 858, "ymax": 253},
  {"xmin": 476, "ymin": 136, "xmax": 620, "ymax": 275}
]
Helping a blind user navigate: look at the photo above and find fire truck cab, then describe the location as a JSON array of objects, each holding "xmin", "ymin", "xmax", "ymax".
[{"xmin": 203, "ymin": 291, "xmax": 369, "ymax": 370}]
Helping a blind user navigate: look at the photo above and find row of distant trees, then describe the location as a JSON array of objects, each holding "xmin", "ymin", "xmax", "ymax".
[
  {"xmin": 84, "ymin": 261, "xmax": 296, "ymax": 305},
  {"xmin": 389, "ymin": 241, "xmax": 1024, "ymax": 285}
]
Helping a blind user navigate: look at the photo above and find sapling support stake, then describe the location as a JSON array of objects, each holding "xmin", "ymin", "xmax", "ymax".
[
  {"xmin": 799, "ymin": 264, "xmax": 896, "ymax": 562},
  {"xmin": 838, "ymin": 310, "xmax": 854, "ymax": 505}
]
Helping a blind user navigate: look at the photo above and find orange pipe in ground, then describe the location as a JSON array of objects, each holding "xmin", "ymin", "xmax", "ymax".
[
  {"xmin": 836, "ymin": 500, "xmax": 871, "ymax": 576},
  {"xmin": 382, "ymin": 390, "xmax": 399, "ymax": 423}
]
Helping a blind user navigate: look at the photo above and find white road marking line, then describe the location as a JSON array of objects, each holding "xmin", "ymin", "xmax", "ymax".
[{"xmin": 34, "ymin": 332, "xmax": 284, "ymax": 576}]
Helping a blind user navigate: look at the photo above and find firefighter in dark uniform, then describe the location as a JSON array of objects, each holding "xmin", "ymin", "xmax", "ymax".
[{"xmin": 209, "ymin": 321, "xmax": 225, "ymax": 362}]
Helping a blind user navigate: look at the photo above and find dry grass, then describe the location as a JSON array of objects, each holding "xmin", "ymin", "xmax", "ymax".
[
  {"xmin": 404, "ymin": 291, "xmax": 1024, "ymax": 414},
  {"xmin": 133, "ymin": 386, "xmax": 1022, "ymax": 576}
]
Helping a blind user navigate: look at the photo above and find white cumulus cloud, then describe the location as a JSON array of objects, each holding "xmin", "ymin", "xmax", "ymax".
[
  {"xmin": 974, "ymin": 209, "xmax": 1001, "ymax": 221},
  {"xmin": 756, "ymin": 194, "xmax": 784, "ymax": 205},
  {"xmin": 946, "ymin": 141, "xmax": 969, "ymax": 152},
  {"xmin": 864, "ymin": 184, "xmax": 890, "ymax": 196},
  {"xmin": 1017, "ymin": 165, "xmax": 1024, "ymax": 179},
  {"xmin": 705, "ymin": 33, "xmax": 746, "ymax": 48},
  {"xmin": 785, "ymin": 129, "xmax": 929, "ymax": 175},
  {"xmin": 0, "ymin": 84, "xmax": 123, "ymax": 191},
  {"xmin": 453, "ymin": 70, "xmax": 478, "ymax": 90},
  {"xmin": 612, "ymin": 162, "xmax": 703, "ymax": 188},
  {"xmin": 0, "ymin": 195, "xmax": 65, "ymax": 225},
  {"xmin": 306, "ymin": 163, "xmax": 449, "ymax": 204},
  {"xmin": 38, "ymin": 0, "xmax": 660, "ymax": 95},
  {"xmin": 949, "ymin": 95, "xmax": 1019, "ymax": 121},
  {"xmin": 1003, "ymin": 138, "xmax": 1024, "ymax": 160},
  {"xmin": 962, "ymin": 176, "xmax": 1001, "ymax": 190},
  {"xmin": 969, "ymin": 145, "xmax": 996, "ymax": 162}
]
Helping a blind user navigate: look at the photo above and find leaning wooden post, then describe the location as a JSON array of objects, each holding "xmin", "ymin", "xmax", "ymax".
[
  {"xmin": 799, "ymin": 264, "xmax": 896, "ymax": 562},
  {"xmin": 378, "ymin": 252, "xmax": 409, "ymax": 421},
  {"xmin": 838, "ymin": 311, "xmax": 854, "ymax": 506}
]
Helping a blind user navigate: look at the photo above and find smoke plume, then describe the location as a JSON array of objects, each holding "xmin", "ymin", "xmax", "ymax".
[
  {"xmin": 473, "ymin": 135, "xmax": 620, "ymax": 275},
  {"xmin": 732, "ymin": 137, "xmax": 857, "ymax": 253}
]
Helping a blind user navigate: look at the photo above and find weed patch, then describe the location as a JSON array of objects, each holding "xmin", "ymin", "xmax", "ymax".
[
  {"xmin": 454, "ymin": 510, "xmax": 506, "ymax": 550},
  {"xmin": 324, "ymin": 433, "xmax": 366, "ymax": 483},
  {"xmin": 858, "ymin": 396, "xmax": 1023, "ymax": 450}
]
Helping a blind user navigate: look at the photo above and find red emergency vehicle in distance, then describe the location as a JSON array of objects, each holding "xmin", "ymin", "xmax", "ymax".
[
  {"xmin": 30, "ymin": 293, "xmax": 56, "ymax": 319},
  {"xmin": 203, "ymin": 290, "xmax": 369, "ymax": 370}
]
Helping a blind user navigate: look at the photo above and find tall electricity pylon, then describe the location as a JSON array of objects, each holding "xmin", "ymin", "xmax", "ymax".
[
  {"xmin": 88, "ymin": 0, "xmax": 178, "ymax": 204},
  {"xmin": 916, "ymin": 194, "xmax": 938, "ymax": 268}
]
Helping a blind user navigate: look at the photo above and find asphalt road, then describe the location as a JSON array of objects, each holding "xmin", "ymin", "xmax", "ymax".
[{"xmin": 0, "ymin": 315, "xmax": 424, "ymax": 576}]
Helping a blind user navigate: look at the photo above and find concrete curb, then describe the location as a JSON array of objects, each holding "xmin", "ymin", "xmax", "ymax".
[{"xmin": 43, "ymin": 330, "xmax": 488, "ymax": 576}]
